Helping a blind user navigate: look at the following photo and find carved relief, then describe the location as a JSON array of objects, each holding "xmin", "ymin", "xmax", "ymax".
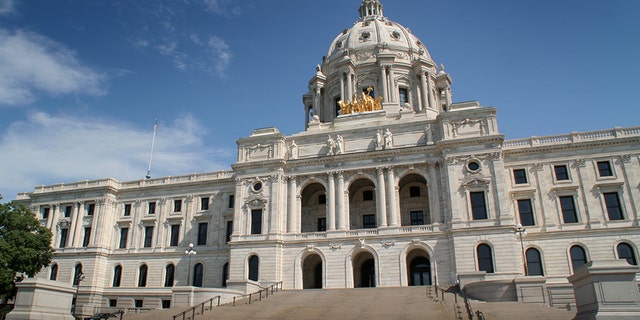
[{"xmin": 245, "ymin": 143, "xmax": 274, "ymax": 161}]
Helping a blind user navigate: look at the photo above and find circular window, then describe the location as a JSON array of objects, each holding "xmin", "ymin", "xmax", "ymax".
[
  {"xmin": 467, "ymin": 161, "xmax": 480, "ymax": 172},
  {"xmin": 361, "ymin": 31, "xmax": 370, "ymax": 39},
  {"xmin": 391, "ymin": 31, "xmax": 401, "ymax": 40},
  {"xmin": 252, "ymin": 182, "xmax": 262, "ymax": 192}
]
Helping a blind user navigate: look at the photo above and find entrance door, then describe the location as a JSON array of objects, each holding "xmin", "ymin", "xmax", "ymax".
[
  {"xmin": 409, "ymin": 257, "xmax": 431, "ymax": 286},
  {"xmin": 360, "ymin": 259, "xmax": 376, "ymax": 287}
]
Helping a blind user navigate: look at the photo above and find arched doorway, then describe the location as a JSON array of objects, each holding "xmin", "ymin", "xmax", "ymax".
[
  {"xmin": 407, "ymin": 249, "xmax": 431, "ymax": 286},
  {"xmin": 300, "ymin": 183, "xmax": 327, "ymax": 232},
  {"xmin": 302, "ymin": 254, "xmax": 323, "ymax": 289},
  {"xmin": 353, "ymin": 251, "xmax": 376, "ymax": 287}
]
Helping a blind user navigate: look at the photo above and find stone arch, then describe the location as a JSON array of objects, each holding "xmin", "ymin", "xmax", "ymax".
[
  {"xmin": 347, "ymin": 176, "xmax": 378, "ymax": 230},
  {"xmin": 399, "ymin": 242, "xmax": 436, "ymax": 286},
  {"xmin": 397, "ymin": 172, "xmax": 430, "ymax": 226},
  {"xmin": 346, "ymin": 245, "xmax": 380, "ymax": 288},
  {"xmin": 294, "ymin": 247, "xmax": 327, "ymax": 289},
  {"xmin": 300, "ymin": 181, "xmax": 328, "ymax": 233}
]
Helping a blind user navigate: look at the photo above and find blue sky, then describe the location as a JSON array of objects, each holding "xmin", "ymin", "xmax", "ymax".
[{"xmin": 0, "ymin": 0, "xmax": 638, "ymax": 201}]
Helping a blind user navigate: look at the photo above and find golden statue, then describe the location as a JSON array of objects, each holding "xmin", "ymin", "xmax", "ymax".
[{"xmin": 338, "ymin": 86, "xmax": 382, "ymax": 115}]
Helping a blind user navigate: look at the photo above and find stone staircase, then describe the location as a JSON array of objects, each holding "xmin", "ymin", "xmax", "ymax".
[{"xmin": 120, "ymin": 286, "xmax": 576, "ymax": 320}]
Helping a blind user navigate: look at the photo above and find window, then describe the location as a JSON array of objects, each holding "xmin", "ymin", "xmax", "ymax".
[
  {"xmin": 617, "ymin": 243, "xmax": 637, "ymax": 265},
  {"xmin": 82, "ymin": 227, "xmax": 91, "ymax": 247},
  {"xmin": 59, "ymin": 228, "xmax": 69, "ymax": 248},
  {"xmin": 554, "ymin": 165, "xmax": 569, "ymax": 181},
  {"xmin": 318, "ymin": 194, "xmax": 326, "ymax": 204},
  {"xmin": 570, "ymin": 245, "xmax": 588, "ymax": 272},
  {"xmin": 200, "ymin": 197, "xmax": 209, "ymax": 210},
  {"xmin": 144, "ymin": 226, "xmax": 153, "ymax": 247},
  {"xmin": 513, "ymin": 169, "xmax": 527, "ymax": 184},
  {"xmin": 409, "ymin": 186, "xmax": 421, "ymax": 198},
  {"xmin": 170, "ymin": 225, "xmax": 180, "ymax": 247},
  {"xmin": 525, "ymin": 248, "xmax": 544, "ymax": 276},
  {"xmin": 148, "ymin": 202, "xmax": 156, "ymax": 215},
  {"xmin": 604, "ymin": 192, "xmax": 623, "ymax": 220},
  {"xmin": 73, "ymin": 264, "xmax": 83, "ymax": 286},
  {"xmin": 248, "ymin": 256, "xmax": 259, "ymax": 281},
  {"xmin": 42, "ymin": 207, "xmax": 50, "ymax": 219},
  {"xmin": 251, "ymin": 209, "xmax": 262, "ymax": 234},
  {"xmin": 317, "ymin": 218, "xmax": 327, "ymax": 231},
  {"xmin": 226, "ymin": 221, "xmax": 233, "ymax": 243},
  {"xmin": 560, "ymin": 196, "xmax": 578, "ymax": 223},
  {"xmin": 123, "ymin": 204, "xmax": 131, "ymax": 216},
  {"xmin": 64, "ymin": 205, "xmax": 72, "ymax": 218},
  {"xmin": 134, "ymin": 300, "xmax": 143, "ymax": 308},
  {"xmin": 517, "ymin": 199, "xmax": 535, "ymax": 226},
  {"xmin": 363, "ymin": 214, "xmax": 376, "ymax": 229},
  {"xmin": 335, "ymin": 97, "xmax": 341, "ymax": 117},
  {"xmin": 228, "ymin": 195, "xmax": 235, "ymax": 208},
  {"xmin": 138, "ymin": 265, "xmax": 148, "ymax": 287},
  {"xmin": 399, "ymin": 88, "xmax": 409, "ymax": 105},
  {"xmin": 470, "ymin": 191, "xmax": 488, "ymax": 220},
  {"xmin": 363, "ymin": 190, "xmax": 374, "ymax": 201},
  {"xmin": 109, "ymin": 299, "xmax": 117, "ymax": 307},
  {"xmin": 193, "ymin": 263, "xmax": 204, "ymax": 287},
  {"xmin": 477, "ymin": 244, "xmax": 494, "ymax": 273},
  {"xmin": 119, "ymin": 228, "xmax": 128, "ymax": 249},
  {"xmin": 164, "ymin": 264, "xmax": 175, "ymax": 287},
  {"xmin": 174, "ymin": 199, "xmax": 182, "ymax": 212},
  {"xmin": 410, "ymin": 211, "xmax": 424, "ymax": 225},
  {"xmin": 197, "ymin": 223, "xmax": 208, "ymax": 246},
  {"xmin": 222, "ymin": 263, "xmax": 229, "ymax": 287},
  {"xmin": 113, "ymin": 265, "xmax": 122, "ymax": 287},
  {"xmin": 49, "ymin": 264, "xmax": 58, "ymax": 281},
  {"xmin": 87, "ymin": 203, "xmax": 95, "ymax": 216},
  {"xmin": 597, "ymin": 161, "xmax": 613, "ymax": 177},
  {"xmin": 162, "ymin": 300, "xmax": 171, "ymax": 309}
]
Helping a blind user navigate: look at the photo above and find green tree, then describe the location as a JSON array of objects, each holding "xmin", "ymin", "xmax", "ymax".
[{"xmin": 0, "ymin": 198, "xmax": 53, "ymax": 300}]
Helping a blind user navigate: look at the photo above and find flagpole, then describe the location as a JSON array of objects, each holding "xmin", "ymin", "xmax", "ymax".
[{"xmin": 145, "ymin": 119, "xmax": 158, "ymax": 179}]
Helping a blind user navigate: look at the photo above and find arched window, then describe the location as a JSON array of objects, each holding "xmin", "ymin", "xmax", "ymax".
[
  {"xmin": 248, "ymin": 255, "xmax": 259, "ymax": 281},
  {"xmin": 164, "ymin": 264, "xmax": 175, "ymax": 287},
  {"xmin": 49, "ymin": 264, "xmax": 58, "ymax": 281},
  {"xmin": 138, "ymin": 264, "xmax": 148, "ymax": 287},
  {"xmin": 73, "ymin": 263, "xmax": 83, "ymax": 285},
  {"xmin": 617, "ymin": 243, "xmax": 637, "ymax": 265},
  {"xmin": 477, "ymin": 244, "xmax": 494, "ymax": 273},
  {"xmin": 193, "ymin": 263, "xmax": 204, "ymax": 287},
  {"xmin": 113, "ymin": 265, "xmax": 122, "ymax": 287},
  {"xmin": 570, "ymin": 245, "xmax": 588, "ymax": 272},
  {"xmin": 525, "ymin": 248, "xmax": 544, "ymax": 276},
  {"xmin": 222, "ymin": 263, "xmax": 229, "ymax": 287}
]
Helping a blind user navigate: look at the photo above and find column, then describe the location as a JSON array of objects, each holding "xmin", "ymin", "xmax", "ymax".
[
  {"xmin": 385, "ymin": 168, "xmax": 399, "ymax": 227},
  {"xmin": 380, "ymin": 66, "xmax": 389, "ymax": 102},
  {"xmin": 89, "ymin": 200, "xmax": 103, "ymax": 246},
  {"xmin": 347, "ymin": 73, "xmax": 353, "ymax": 100},
  {"xmin": 376, "ymin": 167, "xmax": 388, "ymax": 227},
  {"xmin": 71, "ymin": 202, "xmax": 84, "ymax": 247},
  {"xmin": 426, "ymin": 72, "xmax": 435, "ymax": 110},
  {"xmin": 420, "ymin": 72, "xmax": 428, "ymax": 111},
  {"xmin": 336, "ymin": 172, "xmax": 346, "ymax": 230},
  {"xmin": 47, "ymin": 204, "xmax": 58, "ymax": 230},
  {"xmin": 287, "ymin": 176, "xmax": 298, "ymax": 233},
  {"xmin": 327, "ymin": 172, "xmax": 336, "ymax": 231},
  {"xmin": 340, "ymin": 73, "xmax": 345, "ymax": 102},
  {"xmin": 427, "ymin": 163, "xmax": 441, "ymax": 224},
  {"xmin": 388, "ymin": 66, "xmax": 396, "ymax": 103}
]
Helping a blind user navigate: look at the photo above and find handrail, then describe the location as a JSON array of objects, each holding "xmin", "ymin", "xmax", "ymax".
[
  {"xmin": 232, "ymin": 281, "xmax": 283, "ymax": 306},
  {"xmin": 172, "ymin": 295, "xmax": 221, "ymax": 320}
]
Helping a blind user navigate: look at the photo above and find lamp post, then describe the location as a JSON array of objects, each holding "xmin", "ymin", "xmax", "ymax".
[
  {"xmin": 514, "ymin": 224, "xmax": 527, "ymax": 275},
  {"xmin": 184, "ymin": 243, "xmax": 197, "ymax": 286},
  {"xmin": 72, "ymin": 271, "xmax": 84, "ymax": 318}
]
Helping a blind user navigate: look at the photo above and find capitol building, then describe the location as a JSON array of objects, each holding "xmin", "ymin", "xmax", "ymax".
[{"xmin": 14, "ymin": 0, "xmax": 640, "ymax": 317}]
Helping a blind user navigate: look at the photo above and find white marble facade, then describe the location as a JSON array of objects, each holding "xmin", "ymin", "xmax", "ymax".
[{"xmin": 15, "ymin": 0, "xmax": 640, "ymax": 315}]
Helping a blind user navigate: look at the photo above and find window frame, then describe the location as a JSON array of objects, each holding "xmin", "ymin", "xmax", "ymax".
[
  {"xmin": 570, "ymin": 245, "xmax": 588, "ymax": 273},
  {"xmin": 197, "ymin": 222, "xmax": 208, "ymax": 246},
  {"xmin": 410, "ymin": 210, "xmax": 424, "ymax": 225},
  {"xmin": 554, "ymin": 164, "xmax": 570, "ymax": 182},
  {"xmin": 251, "ymin": 209, "xmax": 263, "ymax": 235},
  {"xmin": 525, "ymin": 248, "xmax": 544, "ymax": 276},
  {"xmin": 200, "ymin": 197, "xmax": 209, "ymax": 211},
  {"xmin": 517, "ymin": 199, "xmax": 535, "ymax": 226},
  {"xmin": 476, "ymin": 244, "xmax": 495, "ymax": 273},
  {"xmin": 173, "ymin": 199, "xmax": 182, "ymax": 213},
  {"xmin": 596, "ymin": 160, "xmax": 614, "ymax": 177},
  {"xmin": 113, "ymin": 265, "xmax": 122, "ymax": 287},
  {"xmin": 559, "ymin": 195, "xmax": 579, "ymax": 223},
  {"xmin": 138, "ymin": 264, "xmax": 148, "ymax": 287},
  {"xmin": 603, "ymin": 192, "xmax": 624, "ymax": 221},
  {"xmin": 82, "ymin": 227, "xmax": 91, "ymax": 247},
  {"xmin": 123, "ymin": 203, "xmax": 131, "ymax": 216},
  {"xmin": 616, "ymin": 243, "xmax": 638, "ymax": 266},
  {"xmin": 470, "ymin": 191, "xmax": 488, "ymax": 220},
  {"xmin": 148, "ymin": 201, "xmax": 156, "ymax": 215},
  {"xmin": 513, "ymin": 168, "xmax": 528, "ymax": 185},
  {"xmin": 119, "ymin": 227, "xmax": 128, "ymax": 249},
  {"xmin": 143, "ymin": 226, "xmax": 154, "ymax": 248},
  {"xmin": 362, "ymin": 214, "xmax": 376, "ymax": 229}
]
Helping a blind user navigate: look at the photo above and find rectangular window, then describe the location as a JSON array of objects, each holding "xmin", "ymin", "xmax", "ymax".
[
  {"xmin": 170, "ymin": 225, "xmax": 180, "ymax": 246},
  {"xmin": 42, "ymin": 207, "xmax": 50, "ymax": 219},
  {"xmin": 560, "ymin": 196, "xmax": 578, "ymax": 223},
  {"xmin": 59, "ymin": 228, "xmax": 69, "ymax": 248},
  {"xmin": 604, "ymin": 192, "xmax": 623, "ymax": 220},
  {"xmin": 399, "ymin": 88, "xmax": 409, "ymax": 105},
  {"xmin": 82, "ymin": 227, "xmax": 91, "ymax": 247},
  {"xmin": 174, "ymin": 199, "xmax": 182, "ymax": 212},
  {"xmin": 87, "ymin": 203, "xmax": 95, "ymax": 216},
  {"xmin": 109, "ymin": 299, "xmax": 117, "ymax": 307},
  {"xmin": 517, "ymin": 199, "xmax": 535, "ymax": 226},
  {"xmin": 410, "ymin": 211, "xmax": 424, "ymax": 225},
  {"xmin": 64, "ymin": 205, "xmax": 72, "ymax": 218},
  {"xmin": 119, "ymin": 228, "xmax": 128, "ymax": 249},
  {"xmin": 554, "ymin": 165, "xmax": 569, "ymax": 181},
  {"xmin": 513, "ymin": 169, "xmax": 528, "ymax": 184},
  {"xmin": 134, "ymin": 300, "xmax": 143, "ymax": 308},
  {"xmin": 226, "ymin": 221, "xmax": 233, "ymax": 243},
  {"xmin": 363, "ymin": 214, "xmax": 376, "ymax": 229},
  {"xmin": 200, "ymin": 197, "xmax": 209, "ymax": 210},
  {"xmin": 597, "ymin": 161, "xmax": 613, "ymax": 177},
  {"xmin": 148, "ymin": 202, "xmax": 156, "ymax": 215},
  {"xmin": 409, "ymin": 186, "xmax": 421, "ymax": 198},
  {"xmin": 318, "ymin": 194, "xmax": 326, "ymax": 204},
  {"xmin": 123, "ymin": 204, "xmax": 131, "ymax": 216},
  {"xmin": 197, "ymin": 223, "xmax": 208, "ymax": 245},
  {"xmin": 162, "ymin": 300, "xmax": 171, "ymax": 309},
  {"xmin": 470, "ymin": 191, "xmax": 488, "ymax": 220},
  {"xmin": 144, "ymin": 226, "xmax": 153, "ymax": 247},
  {"xmin": 363, "ymin": 190, "xmax": 374, "ymax": 201},
  {"xmin": 317, "ymin": 218, "xmax": 327, "ymax": 231},
  {"xmin": 251, "ymin": 209, "xmax": 262, "ymax": 234},
  {"xmin": 228, "ymin": 195, "xmax": 235, "ymax": 208}
]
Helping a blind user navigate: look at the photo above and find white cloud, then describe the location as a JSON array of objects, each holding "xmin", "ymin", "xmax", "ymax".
[
  {"xmin": 189, "ymin": 33, "xmax": 233, "ymax": 78},
  {"xmin": 0, "ymin": 111, "xmax": 231, "ymax": 201},
  {"xmin": 0, "ymin": 29, "xmax": 107, "ymax": 106},
  {"xmin": 0, "ymin": 0, "xmax": 15, "ymax": 16}
]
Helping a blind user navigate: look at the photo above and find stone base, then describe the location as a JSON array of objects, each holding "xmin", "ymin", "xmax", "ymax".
[{"xmin": 7, "ymin": 279, "xmax": 75, "ymax": 320}]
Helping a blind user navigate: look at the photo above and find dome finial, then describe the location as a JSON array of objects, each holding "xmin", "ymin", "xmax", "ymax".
[{"xmin": 359, "ymin": 0, "xmax": 384, "ymax": 19}]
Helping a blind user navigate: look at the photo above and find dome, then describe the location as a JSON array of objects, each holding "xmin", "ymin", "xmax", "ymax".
[{"xmin": 325, "ymin": 0, "xmax": 433, "ymax": 66}]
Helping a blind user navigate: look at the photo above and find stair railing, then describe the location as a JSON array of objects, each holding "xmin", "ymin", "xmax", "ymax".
[
  {"xmin": 172, "ymin": 295, "xmax": 221, "ymax": 320},
  {"xmin": 232, "ymin": 281, "xmax": 283, "ymax": 306}
]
